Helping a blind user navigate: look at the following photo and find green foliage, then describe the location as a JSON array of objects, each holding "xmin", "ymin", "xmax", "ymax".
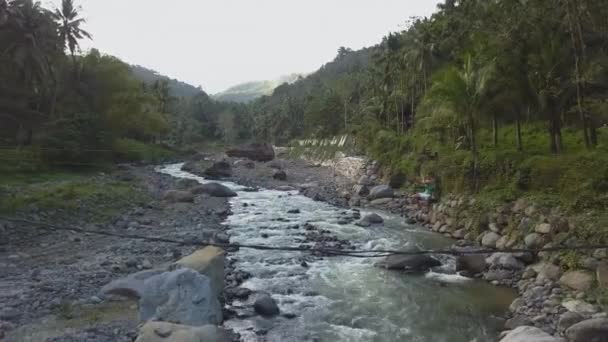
[{"xmin": 112, "ymin": 138, "xmax": 175, "ymax": 163}]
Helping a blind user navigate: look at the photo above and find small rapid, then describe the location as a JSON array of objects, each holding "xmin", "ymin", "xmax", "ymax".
[{"xmin": 158, "ymin": 163, "xmax": 514, "ymax": 342}]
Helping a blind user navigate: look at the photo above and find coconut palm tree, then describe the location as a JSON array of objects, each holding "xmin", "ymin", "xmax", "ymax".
[
  {"xmin": 52, "ymin": 0, "xmax": 91, "ymax": 63},
  {"xmin": 425, "ymin": 54, "xmax": 494, "ymax": 190}
]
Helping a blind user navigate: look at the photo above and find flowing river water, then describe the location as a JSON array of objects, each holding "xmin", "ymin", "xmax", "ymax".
[{"xmin": 159, "ymin": 163, "xmax": 515, "ymax": 342}]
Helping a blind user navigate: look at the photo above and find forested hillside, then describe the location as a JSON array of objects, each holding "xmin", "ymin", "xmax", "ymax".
[
  {"xmin": 0, "ymin": 0, "xmax": 252, "ymax": 173},
  {"xmin": 213, "ymin": 74, "xmax": 303, "ymax": 104},
  {"xmin": 247, "ymin": 0, "xmax": 608, "ymax": 210}
]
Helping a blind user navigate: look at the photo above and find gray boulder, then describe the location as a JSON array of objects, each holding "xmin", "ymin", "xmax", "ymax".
[
  {"xmin": 101, "ymin": 268, "xmax": 222, "ymax": 326},
  {"xmin": 353, "ymin": 184, "xmax": 370, "ymax": 196},
  {"xmin": 377, "ymin": 254, "xmax": 441, "ymax": 272},
  {"xmin": 499, "ymin": 326, "xmax": 560, "ymax": 342},
  {"xmin": 456, "ymin": 254, "xmax": 487, "ymax": 274},
  {"xmin": 486, "ymin": 253, "xmax": 525, "ymax": 270},
  {"xmin": 558, "ymin": 312, "xmax": 584, "ymax": 333},
  {"xmin": 566, "ymin": 318, "xmax": 608, "ymax": 342},
  {"xmin": 368, "ymin": 185, "xmax": 394, "ymax": 200},
  {"xmin": 355, "ymin": 213, "xmax": 384, "ymax": 227},
  {"xmin": 481, "ymin": 232, "xmax": 502, "ymax": 248},
  {"xmin": 226, "ymin": 143, "xmax": 275, "ymax": 162},
  {"xmin": 254, "ymin": 293, "xmax": 280, "ymax": 316},
  {"xmin": 272, "ymin": 170, "xmax": 287, "ymax": 181},
  {"xmin": 191, "ymin": 183, "xmax": 237, "ymax": 197},
  {"xmin": 204, "ymin": 161, "xmax": 232, "ymax": 178}
]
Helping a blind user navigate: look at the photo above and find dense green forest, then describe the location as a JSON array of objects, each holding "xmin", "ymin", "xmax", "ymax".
[
  {"xmin": 246, "ymin": 0, "xmax": 608, "ymax": 209},
  {"xmin": 0, "ymin": 0, "xmax": 251, "ymax": 172}
]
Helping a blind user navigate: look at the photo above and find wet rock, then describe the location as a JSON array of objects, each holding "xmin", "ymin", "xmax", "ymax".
[
  {"xmin": 565, "ymin": 318, "xmax": 608, "ymax": 342},
  {"xmin": 353, "ymin": 184, "xmax": 369, "ymax": 196},
  {"xmin": 226, "ymin": 143, "xmax": 275, "ymax": 162},
  {"xmin": 368, "ymin": 185, "xmax": 394, "ymax": 200},
  {"xmin": 486, "ymin": 253, "xmax": 524, "ymax": 270},
  {"xmin": 135, "ymin": 321, "xmax": 228, "ymax": 342},
  {"xmin": 481, "ymin": 232, "xmax": 502, "ymax": 248},
  {"xmin": 214, "ymin": 233, "xmax": 230, "ymax": 244},
  {"xmin": 287, "ymin": 209, "xmax": 300, "ymax": 214},
  {"xmin": 456, "ymin": 254, "xmax": 487, "ymax": 274},
  {"xmin": 102, "ymin": 268, "xmax": 222, "ymax": 325},
  {"xmin": 558, "ymin": 311, "xmax": 584, "ymax": 332},
  {"xmin": 355, "ymin": 213, "xmax": 384, "ymax": 227},
  {"xmin": 559, "ymin": 270, "xmax": 594, "ymax": 291},
  {"xmin": 173, "ymin": 246, "xmax": 225, "ymax": 297},
  {"xmin": 230, "ymin": 287, "xmax": 252, "ymax": 300},
  {"xmin": 272, "ymin": 170, "xmax": 287, "ymax": 181},
  {"xmin": 191, "ymin": 183, "xmax": 237, "ymax": 197},
  {"xmin": 204, "ymin": 161, "xmax": 232, "ymax": 178},
  {"xmin": 498, "ymin": 326, "xmax": 560, "ymax": 342},
  {"xmin": 377, "ymin": 254, "xmax": 441, "ymax": 272},
  {"xmin": 254, "ymin": 293, "xmax": 280, "ymax": 316},
  {"xmin": 163, "ymin": 190, "xmax": 195, "ymax": 203}
]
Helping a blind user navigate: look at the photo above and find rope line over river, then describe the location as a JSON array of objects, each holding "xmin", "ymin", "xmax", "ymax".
[{"xmin": 3, "ymin": 216, "xmax": 608, "ymax": 258}]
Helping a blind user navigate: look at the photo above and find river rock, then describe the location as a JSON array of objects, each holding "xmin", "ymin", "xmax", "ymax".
[
  {"xmin": 562, "ymin": 300, "xmax": 598, "ymax": 315},
  {"xmin": 486, "ymin": 253, "xmax": 524, "ymax": 270},
  {"xmin": 368, "ymin": 185, "xmax": 394, "ymax": 200},
  {"xmin": 175, "ymin": 178, "xmax": 200, "ymax": 190},
  {"xmin": 190, "ymin": 183, "xmax": 237, "ymax": 197},
  {"xmin": 377, "ymin": 254, "xmax": 441, "ymax": 272},
  {"xmin": 226, "ymin": 143, "xmax": 275, "ymax": 162},
  {"xmin": 355, "ymin": 213, "xmax": 384, "ymax": 227},
  {"xmin": 254, "ymin": 293, "xmax": 280, "ymax": 316},
  {"xmin": 593, "ymin": 248, "xmax": 608, "ymax": 260},
  {"xmin": 204, "ymin": 161, "xmax": 232, "ymax": 178},
  {"xmin": 456, "ymin": 254, "xmax": 487, "ymax": 274},
  {"xmin": 559, "ymin": 270, "xmax": 595, "ymax": 291},
  {"xmin": 524, "ymin": 233, "xmax": 543, "ymax": 248},
  {"xmin": 535, "ymin": 223, "xmax": 553, "ymax": 234},
  {"xmin": 101, "ymin": 268, "xmax": 222, "ymax": 325},
  {"xmin": 163, "ymin": 190, "xmax": 195, "ymax": 203},
  {"xmin": 558, "ymin": 312, "xmax": 585, "ymax": 332},
  {"xmin": 565, "ymin": 318, "xmax": 608, "ymax": 342},
  {"xmin": 532, "ymin": 262, "xmax": 562, "ymax": 281},
  {"xmin": 272, "ymin": 170, "xmax": 287, "ymax": 181},
  {"xmin": 173, "ymin": 246, "xmax": 225, "ymax": 297},
  {"xmin": 498, "ymin": 326, "xmax": 560, "ymax": 342},
  {"xmin": 135, "ymin": 321, "xmax": 228, "ymax": 342},
  {"xmin": 481, "ymin": 232, "xmax": 502, "ymax": 248},
  {"xmin": 353, "ymin": 184, "xmax": 369, "ymax": 196},
  {"xmin": 505, "ymin": 315, "xmax": 532, "ymax": 330}
]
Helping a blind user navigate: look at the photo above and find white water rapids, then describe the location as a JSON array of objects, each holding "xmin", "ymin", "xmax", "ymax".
[{"xmin": 158, "ymin": 163, "xmax": 514, "ymax": 342}]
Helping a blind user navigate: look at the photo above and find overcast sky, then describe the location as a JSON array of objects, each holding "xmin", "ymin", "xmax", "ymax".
[{"xmin": 43, "ymin": 0, "xmax": 440, "ymax": 93}]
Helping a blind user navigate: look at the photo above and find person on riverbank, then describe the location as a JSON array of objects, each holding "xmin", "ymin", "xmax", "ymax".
[{"xmin": 415, "ymin": 176, "xmax": 437, "ymax": 205}]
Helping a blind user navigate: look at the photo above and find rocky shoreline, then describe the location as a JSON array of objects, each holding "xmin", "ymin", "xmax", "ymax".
[{"xmin": 1, "ymin": 149, "xmax": 606, "ymax": 341}]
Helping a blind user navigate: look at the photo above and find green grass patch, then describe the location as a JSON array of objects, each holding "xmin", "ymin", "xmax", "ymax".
[{"xmin": 112, "ymin": 138, "xmax": 176, "ymax": 163}]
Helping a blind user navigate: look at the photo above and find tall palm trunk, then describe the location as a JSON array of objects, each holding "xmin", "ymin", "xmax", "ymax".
[{"xmin": 515, "ymin": 112, "xmax": 523, "ymax": 152}]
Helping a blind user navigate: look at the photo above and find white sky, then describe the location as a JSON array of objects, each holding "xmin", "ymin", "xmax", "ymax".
[{"xmin": 42, "ymin": 0, "xmax": 440, "ymax": 93}]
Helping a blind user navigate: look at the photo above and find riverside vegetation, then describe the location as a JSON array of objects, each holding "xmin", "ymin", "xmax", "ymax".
[{"xmin": 2, "ymin": 0, "xmax": 608, "ymax": 341}]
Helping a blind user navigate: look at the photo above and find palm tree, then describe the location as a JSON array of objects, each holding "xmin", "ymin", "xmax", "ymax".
[
  {"xmin": 52, "ymin": 0, "xmax": 91, "ymax": 63},
  {"xmin": 425, "ymin": 55, "xmax": 493, "ymax": 190}
]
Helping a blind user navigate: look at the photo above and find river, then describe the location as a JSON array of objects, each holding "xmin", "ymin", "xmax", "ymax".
[{"xmin": 158, "ymin": 163, "xmax": 515, "ymax": 342}]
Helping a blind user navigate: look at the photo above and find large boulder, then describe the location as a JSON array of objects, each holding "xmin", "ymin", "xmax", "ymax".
[
  {"xmin": 486, "ymin": 253, "xmax": 525, "ymax": 270},
  {"xmin": 253, "ymin": 293, "xmax": 280, "ymax": 316},
  {"xmin": 562, "ymin": 300, "xmax": 598, "ymax": 315},
  {"xmin": 368, "ymin": 185, "xmax": 394, "ymax": 200},
  {"xmin": 101, "ymin": 268, "xmax": 222, "ymax": 326},
  {"xmin": 355, "ymin": 213, "xmax": 384, "ymax": 227},
  {"xmin": 173, "ymin": 246, "xmax": 225, "ymax": 297},
  {"xmin": 565, "ymin": 318, "xmax": 608, "ymax": 342},
  {"xmin": 226, "ymin": 143, "xmax": 275, "ymax": 162},
  {"xmin": 532, "ymin": 262, "xmax": 562, "ymax": 281},
  {"xmin": 456, "ymin": 254, "xmax": 488, "ymax": 274},
  {"xmin": 559, "ymin": 270, "xmax": 595, "ymax": 291},
  {"xmin": 204, "ymin": 161, "xmax": 232, "ymax": 179},
  {"xmin": 163, "ymin": 190, "xmax": 195, "ymax": 203},
  {"xmin": 135, "ymin": 321, "xmax": 228, "ymax": 342},
  {"xmin": 499, "ymin": 326, "xmax": 560, "ymax": 342},
  {"xmin": 377, "ymin": 254, "xmax": 441, "ymax": 272},
  {"xmin": 190, "ymin": 183, "xmax": 237, "ymax": 197},
  {"xmin": 272, "ymin": 170, "xmax": 287, "ymax": 181},
  {"xmin": 558, "ymin": 312, "xmax": 585, "ymax": 333}
]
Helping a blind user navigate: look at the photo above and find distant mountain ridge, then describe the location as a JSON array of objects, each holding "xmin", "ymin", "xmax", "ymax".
[
  {"xmin": 130, "ymin": 65, "xmax": 205, "ymax": 97},
  {"xmin": 213, "ymin": 74, "xmax": 304, "ymax": 103}
]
